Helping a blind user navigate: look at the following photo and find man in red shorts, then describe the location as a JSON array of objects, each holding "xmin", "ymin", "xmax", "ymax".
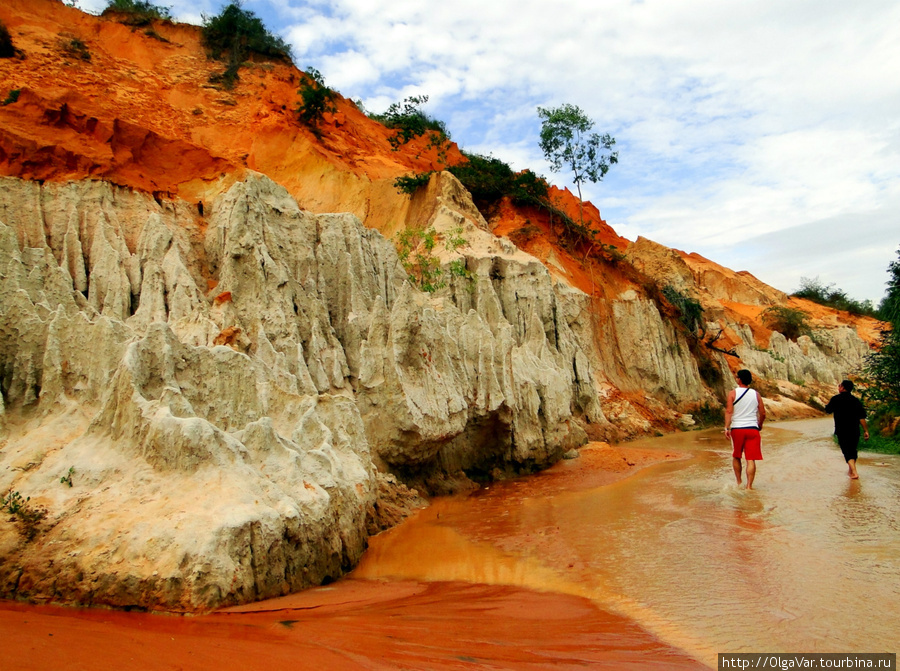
[{"xmin": 724, "ymin": 369, "xmax": 766, "ymax": 489}]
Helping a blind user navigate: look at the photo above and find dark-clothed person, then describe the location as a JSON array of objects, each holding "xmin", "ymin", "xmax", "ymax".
[{"xmin": 824, "ymin": 379, "xmax": 869, "ymax": 479}]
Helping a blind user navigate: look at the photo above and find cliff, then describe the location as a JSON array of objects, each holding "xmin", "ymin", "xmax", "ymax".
[{"xmin": 0, "ymin": 0, "xmax": 878, "ymax": 611}]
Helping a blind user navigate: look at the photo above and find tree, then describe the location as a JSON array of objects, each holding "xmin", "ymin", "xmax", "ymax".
[
  {"xmin": 877, "ymin": 247, "xmax": 900, "ymax": 325},
  {"xmin": 858, "ymin": 247, "xmax": 900, "ymax": 449},
  {"xmin": 537, "ymin": 103, "xmax": 618, "ymax": 226}
]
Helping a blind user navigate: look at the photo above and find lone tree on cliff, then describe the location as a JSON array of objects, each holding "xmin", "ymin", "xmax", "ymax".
[{"xmin": 537, "ymin": 103, "xmax": 618, "ymax": 227}]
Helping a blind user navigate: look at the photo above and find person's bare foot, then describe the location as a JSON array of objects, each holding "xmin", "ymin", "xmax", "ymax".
[{"xmin": 849, "ymin": 473, "xmax": 859, "ymax": 479}]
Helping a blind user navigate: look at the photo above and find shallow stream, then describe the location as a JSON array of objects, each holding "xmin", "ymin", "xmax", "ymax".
[
  {"xmin": 354, "ymin": 417, "xmax": 900, "ymax": 666},
  {"xmin": 2, "ymin": 417, "xmax": 897, "ymax": 669}
]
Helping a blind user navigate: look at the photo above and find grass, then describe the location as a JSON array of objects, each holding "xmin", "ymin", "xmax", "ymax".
[
  {"xmin": 863, "ymin": 435, "xmax": 900, "ymax": 455},
  {"xmin": 832, "ymin": 434, "xmax": 899, "ymax": 456}
]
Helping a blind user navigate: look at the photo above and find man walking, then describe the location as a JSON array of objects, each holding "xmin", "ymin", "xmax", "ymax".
[
  {"xmin": 725, "ymin": 369, "xmax": 766, "ymax": 489},
  {"xmin": 824, "ymin": 380, "xmax": 869, "ymax": 479}
]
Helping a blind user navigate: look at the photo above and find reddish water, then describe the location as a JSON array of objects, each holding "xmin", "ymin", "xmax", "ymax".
[
  {"xmin": 3, "ymin": 418, "xmax": 897, "ymax": 669},
  {"xmin": 356, "ymin": 418, "xmax": 900, "ymax": 666}
]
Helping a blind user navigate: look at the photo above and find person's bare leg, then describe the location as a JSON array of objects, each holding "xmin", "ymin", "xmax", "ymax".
[
  {"xmin": 848, "ymin": 458, "xmax": 859, "ymax": 479},
  {"xmin": 746, "ymin": 460, "xmax": 756, "ymax": 490},
  {"xmin": 732, "ymin": 457, "xmax": 742, "ymax": 486}
]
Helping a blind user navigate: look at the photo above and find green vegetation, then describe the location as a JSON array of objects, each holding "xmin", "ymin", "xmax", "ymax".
[
  {"xmin": 537, "ymin": 103, "xmax": 618, "ymax": 227},
  {"xmin": 370, "ymin": 95, "xmax": 450, "ymax": 154},
  {"xmin": 202, "ymin": 2, "xmax": 292, "ymax": 90},
  {"xmin": 860, "ymin": 434, "xmax": 900, "ymax": 455},
  {"xmin": 876, "ymin": 247, "xmax": 900, "ymax": 324},
  {"xmin": 1, "ymin": 489, "xmax": 48, "ymax": 541},
  {"xmin": 395, "ymin": 226, "xmax": 469, "ymax": 293},
  {"xmin": 447, "ymin": 152, "xmax": 549, "ymax": 209},
  {"xmin": 446, "ymin": 151, "xmax": 622, "ymax": 263},
  {"xmin": 856, "ymin": 247, "xmax": 900, "ymax": 451},
  {"xmin": 102, "ymin": 0, "xmax": 173, "ymax": 23},
  {"xmin": 61, "ymin": 467, "xmax": 75, "ymax": 488},
  {"xmin": 393, "ymin": 171, "xmax": 433, "ymax": 195},
  {"xmin": 509, "ymin": 168, "xmax": 551, "ymax": 206},
  {"xmin": 761, "ymin": 305, "xmax": 812, "ymax": 341},
  {"xmin": 296, "ymin": 68, "xmax": 336, "ymax": 137},
  {"xmin": 2, "ymin": 89, "xmax": 20, "ymax": 106},
  {"xmin": 448, "ymin": 152, "xmax": 517, "ymax": 203},
  {"xmin": 0, "ymin": 20, "xmax": 15, "ymax": 59},
  {"xmin": 62, "ymin": 37, "xmax": 91, "ymax": 62},
  {"xmin": 692, "ymin": 402, "xmax": 725, "ymax": 428},
  {"xmin": 1, "ymin": 489, "xmax": 30, "ymax": 515},
  {"xmin": 792, "ymin": 276, "xmax": 877, "ymax": 317},
  {"xmin": 662, "ymin": 285, "xmax": 704, "ymax": 335}
]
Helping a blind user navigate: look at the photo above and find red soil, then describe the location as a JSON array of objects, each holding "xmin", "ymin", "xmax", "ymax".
[
  {"xmin": 0, "ymin": 578, "xmax": 705, "ymax": 670},
  {"xmin": 0, "ymin": 446, "xmax": 704, "ymax": 670}
]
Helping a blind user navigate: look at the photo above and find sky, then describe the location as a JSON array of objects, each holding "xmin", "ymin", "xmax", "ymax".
[{"xmin": 80, "ymin": 0, "xmax": 900, "ymax": 304}]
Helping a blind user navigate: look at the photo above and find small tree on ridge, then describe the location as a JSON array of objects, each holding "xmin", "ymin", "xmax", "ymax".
[{"xmin": 537, "ymin": 103, "xmax": 618, "ymax": 227}]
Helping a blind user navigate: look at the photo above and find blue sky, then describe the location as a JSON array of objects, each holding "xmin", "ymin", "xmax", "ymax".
[{"xmin": 81, "ymin": 0, "xmax": 900, "ymax": 304}]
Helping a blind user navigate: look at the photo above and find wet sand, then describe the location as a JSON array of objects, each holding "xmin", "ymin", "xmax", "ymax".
[{"xmin": 0, "ymin": 442, "xmax": 705, "ymax": 670}]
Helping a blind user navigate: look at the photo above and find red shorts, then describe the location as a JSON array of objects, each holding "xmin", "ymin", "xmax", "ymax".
[{"xmin": 731, "ymin": 428, "xmax": 762, "ymax": 460}]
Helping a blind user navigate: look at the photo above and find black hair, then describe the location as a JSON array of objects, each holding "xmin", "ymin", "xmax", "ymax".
[
  {"xmin": 841, "ymin": 379, "xmax": 854, "ymax": 392},
  {"xmin": 737, "ymin": 369, "xmax": 753, "ymax": 385}
]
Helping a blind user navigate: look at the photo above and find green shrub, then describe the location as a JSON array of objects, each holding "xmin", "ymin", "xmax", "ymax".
[
  {"xmin": 761, "ymin": 306, "xmax": 812, "ymax": 341},
  {"xmin": 202, "ymin": 2, "xmax": 292, "ymax": 89},
  {"xmin": 62, "ymin": 37, "xmax": 91, "ymax": 61},
  {"xmin": 102, "ymin": 0, "xmax": 172, "ymax": 23},
  {"xmin": 692, "ymin": 402, "xmax": 724, "ymax": 428},
  {"xmin": 370, "ymin": 95, "xmax": 450, "ymax": 150},
  {"xmin": 395, "ymin": 226, "xmax": 468, "ymax": 293},
  {"xmin": 0, "ymin": 20, "xmax": 15, "ymax": 59},
  {"xmin": 1, "ymin": 489, "xmax": 48, "ymax": 541},
  {"xmin": 393, "ymin": 171, "xmax": 433, "ymax": 195},
  {"xmin": 396, "ymin": 227, "xmax": 444, "ymax": 293},
  {"xmin": 2, "ymin": 89, "xmax": 20, "ymax": 106},
  {"xmin": 792, "ymin": 276, "xmax": 877, "ymax": 317},
  {"xmin": 509, "ymin": 169, "xmax": 550, "ymax": 205},
  {"xmin": 448, "ymin": 152, "xmax": 515, "ymax": 203},
  {"xmin": 296, "ymin": 67, "xmax": 336, "ymax": 135},
  {"xmin": 662, "ymin": 285, "xmax": 704, "ymax": 335}
]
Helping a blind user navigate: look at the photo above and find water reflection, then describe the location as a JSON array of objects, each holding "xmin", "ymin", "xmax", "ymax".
[{"xmin": 354, "ymin": 418, "xmax": 900, "ymax": 667}]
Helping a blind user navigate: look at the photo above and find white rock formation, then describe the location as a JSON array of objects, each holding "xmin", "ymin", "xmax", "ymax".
[
  {"xmin": 0, "ymin": 172, "xmax": 607, "ymax": 610},
  {"xmin": 0, "ymin": 171, "xmax": 874, "ymax": 610}
]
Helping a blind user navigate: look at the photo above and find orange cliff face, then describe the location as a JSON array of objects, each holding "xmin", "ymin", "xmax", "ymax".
[
  {"xmin": 0, "ymin": 0, "xmax": 880, "ymax": 384},
  {"xmin": 0, "ymin": 0, "xmax": 461, "ymax": 225}
]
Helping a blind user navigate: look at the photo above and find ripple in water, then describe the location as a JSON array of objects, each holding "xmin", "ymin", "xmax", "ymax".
[{"xmin": 355, "ymin": 418, "xmax": 900, "ymax": 667}]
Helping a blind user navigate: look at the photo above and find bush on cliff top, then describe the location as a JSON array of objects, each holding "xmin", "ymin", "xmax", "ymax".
[
  {"xmin": 202, "ymin": 2, "xmax": 292, "ymax": 88},
  {"xmin": 792, "ymin": 276, "xmax": 876, "ymax": 317},
  {"xmin": 448, "ymin": 152, "xmax": 549, "ymax": 208},
  {"xmin": 369, "ymin": 95, "xmax": 450, "ymax": 151},
  {"xmin": 102, "ymin": 0, "xmax": 173, "ymax": 22}
]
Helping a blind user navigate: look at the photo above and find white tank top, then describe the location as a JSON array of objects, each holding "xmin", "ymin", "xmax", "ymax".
[{"xmin": 731, "ymin": 388, "xmax": 760, "ymax": 429}]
